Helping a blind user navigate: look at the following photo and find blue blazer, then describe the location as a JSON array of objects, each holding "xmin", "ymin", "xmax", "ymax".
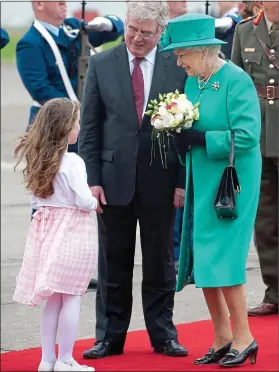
[
  {"xmin": 16, "ymin": 16, "xmax": 124, "ymax": 124},
  {"xmin": 1, "ymin": 28, "xmax": 10, "ymax": 49}
]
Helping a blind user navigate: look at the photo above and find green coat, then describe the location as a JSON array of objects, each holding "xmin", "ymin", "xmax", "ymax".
[
  {"xmin": 177, "ymin": 61, "xmax": 262, "ymax": 290},
  {"xmin": 231, "ymin": 15, "xmax": 279, "ymax": 158}
]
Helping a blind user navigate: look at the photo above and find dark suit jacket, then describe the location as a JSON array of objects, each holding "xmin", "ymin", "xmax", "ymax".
[{"xmin": 79, "ymin": 42, "xmax": 187, "ymax": 207}]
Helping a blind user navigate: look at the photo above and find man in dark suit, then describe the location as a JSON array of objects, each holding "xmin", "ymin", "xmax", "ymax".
[{"xmin": 79, "ymin": 0, "xmax": 188, "ymax": 359}]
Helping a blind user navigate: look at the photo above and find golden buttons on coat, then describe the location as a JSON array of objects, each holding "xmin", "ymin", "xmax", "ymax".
[
  {"xmin": 269, "ymin": 79, "xmax": 275, "ymax": 84},
  {"xmin": 269, "ymin": 100, "xmax": 274, "ymax": 105},
  {"xmin": 269, "ymin": 64, "xmax": 275, "ymax": 68},
  {"xmin": 270, "ymin": 49, "xmax": 275, "ymax": 54}
]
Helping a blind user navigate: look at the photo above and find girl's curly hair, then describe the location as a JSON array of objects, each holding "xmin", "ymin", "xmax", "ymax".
[{"xmin": 14, "ymin": 98, "xmax": 80, "ymax": 198}]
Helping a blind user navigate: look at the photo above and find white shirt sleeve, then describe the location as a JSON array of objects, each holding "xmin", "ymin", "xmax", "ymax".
[
  {"xmin": 65, "ymin": 157, "xmax": 98, "ymax": 212},
  {"xmin": 215, "ymin": 17, "xmax": 233, "ymax": 32}
]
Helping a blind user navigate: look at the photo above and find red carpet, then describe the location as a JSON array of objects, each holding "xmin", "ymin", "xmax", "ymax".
[{"xmin": 1, "ymin": 316, "xmax": 277, "ymax": 371}]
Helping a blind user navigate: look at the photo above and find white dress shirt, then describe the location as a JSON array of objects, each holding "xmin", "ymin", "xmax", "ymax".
[
  {"xmin": 31, "ymin": 152, "xmax": 97, "ymax": 212},
  {"xmin": 127, "ymin": 46, "xmax": 157, "ymax": 115}
]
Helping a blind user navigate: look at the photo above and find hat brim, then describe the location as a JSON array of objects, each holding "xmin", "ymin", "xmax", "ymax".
[{"xmin": 161, "ymin": 38, "xmax": 227, "ymax": 52}]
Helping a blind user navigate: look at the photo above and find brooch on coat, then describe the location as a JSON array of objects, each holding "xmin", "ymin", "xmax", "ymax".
[{"xmin": 212, "ymin": 82, "xmax": 220, "ymax": 91}]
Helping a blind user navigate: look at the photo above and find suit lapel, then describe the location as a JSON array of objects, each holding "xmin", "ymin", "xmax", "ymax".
[
  {"xmin": 271, "ymin": 28, "xmax": 279, "ymax": 47},
  {"xmin": 141, "ymin": 50, "xmax": 172, "ymax": 128},
  {"xmin": 55, "ymin": 28, "xmax": 70, "ymax": 48},
  {"xmin": 254, "ymin": 16, "xmax": 272, "ymax": 47},
  {"xmin": 114, "ymin": 43, "xmax": 138, "ymax": 125}
]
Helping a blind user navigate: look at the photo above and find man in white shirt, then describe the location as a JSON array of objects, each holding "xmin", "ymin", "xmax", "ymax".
[{"xmin": 79, "ymin": 0, "xmax": 188, "ymax": 360}]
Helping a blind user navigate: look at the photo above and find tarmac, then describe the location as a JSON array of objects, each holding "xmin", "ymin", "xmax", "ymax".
[{"xmin": 1, "ymin": 62, "xmax": 266, "ymax": 353}]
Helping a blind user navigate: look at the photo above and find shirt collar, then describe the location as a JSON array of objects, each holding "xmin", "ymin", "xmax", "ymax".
[
  {"xmin": 127, "ymin": 46, "xmax": 157, "ymax": 64},
  {"xmin": 264, "ymin": 15, "xmax": 273, "ymax": 32},
  {"xmin": 37, "ymin": 20, "xmax": 60, "ymax": 37}
]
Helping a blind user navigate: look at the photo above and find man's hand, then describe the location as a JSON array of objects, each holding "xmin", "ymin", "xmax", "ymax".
[
  {"xmin": 90, "ymin": 186, "xmax": 107, "ymax": 213},
  {"xmin": 174, "ymin": 188, "xmax": 185, "ymax": 209},
  {"xmin": 87, "ymin": 17, "xmax": 113, "ymax": 32}
]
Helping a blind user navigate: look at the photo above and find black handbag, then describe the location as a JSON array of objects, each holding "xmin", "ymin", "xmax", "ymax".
[{"xmin": 214, "ymin": 132, "xmax": 241, "ymax": 219}]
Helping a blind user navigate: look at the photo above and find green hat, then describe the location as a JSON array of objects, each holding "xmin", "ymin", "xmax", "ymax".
[{"xmin": 160, "ymin": 13, "xmax": 226, "ymax": 52}]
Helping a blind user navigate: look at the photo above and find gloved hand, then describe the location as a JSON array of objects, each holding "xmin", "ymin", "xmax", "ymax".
[
  {"xmin": 87, "ymin": 17, "xmax": 113, "ymax": 32},
  {"xmin": 174, "ymin": 129, "xmax": 206, "ymax": 158}
]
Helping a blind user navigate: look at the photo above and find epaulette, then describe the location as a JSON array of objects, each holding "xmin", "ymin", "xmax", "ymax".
[
  {"xmin": 253, "ymin": 10, "xmax": 264, "ymax": 25},
  {"xmin": 239, "ymin": 15, "xmax": 256, "ymax": 25}
]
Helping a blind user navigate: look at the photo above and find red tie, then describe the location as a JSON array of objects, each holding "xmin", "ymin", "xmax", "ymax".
[{"xmin": 132, "ymin": 57, "xmax": 144, "ymax": 124}]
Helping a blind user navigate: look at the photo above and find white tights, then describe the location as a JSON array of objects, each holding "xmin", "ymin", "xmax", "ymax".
[{"xmin": 40, "ymin": 292, "xmax": 81, "ymax": 363}]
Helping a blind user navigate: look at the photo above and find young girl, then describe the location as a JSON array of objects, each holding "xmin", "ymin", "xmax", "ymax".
[{"xmin": 13, "ymin": 98, "xmax": 98, "ymax": 372}]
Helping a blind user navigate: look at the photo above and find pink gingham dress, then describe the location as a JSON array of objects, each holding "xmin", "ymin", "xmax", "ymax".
[{"xmin": 13, "ymin": 153, "xmax": 98, "ymax": 306}]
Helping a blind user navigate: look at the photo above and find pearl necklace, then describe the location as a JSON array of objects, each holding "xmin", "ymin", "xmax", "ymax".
[{"xmin": 198, "ymin": 64, "xmax": 217, "ymax": 90}]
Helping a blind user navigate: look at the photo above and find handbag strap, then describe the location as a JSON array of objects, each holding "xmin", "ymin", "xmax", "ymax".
[{"xmin": 229, "ymin": 132, "xmax": 235, "ymax": 167}]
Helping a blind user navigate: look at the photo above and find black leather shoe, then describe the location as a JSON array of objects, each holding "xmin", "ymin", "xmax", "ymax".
[
  {"xmin": 194, "ymin": 342, "xmax": 232, "ymax": 364},
  {"xmin": 219, "ymin": 340, "xmax": 258, "ymax": 367},
  {"xmin": 87, "ymin": 279, "xmax": 98, "ymax": 290},
  {"xmin": 154, "ymin": 339, "xmax": 188, "ymax": 357},
  {"xmin": 82, "ymin": 341, "xmax": 123, "ymax": 359}
]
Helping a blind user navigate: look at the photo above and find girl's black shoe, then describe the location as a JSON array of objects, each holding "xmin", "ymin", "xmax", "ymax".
[
  {"xmin": 218, "ymin": 340, "xmax": 258, "ymax": 367},
  {"xmin": 194, "ymin": 342, "xmax": 232, "ymax": 365}
]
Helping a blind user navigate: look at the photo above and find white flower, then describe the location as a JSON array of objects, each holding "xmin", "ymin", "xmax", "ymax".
[
  {"xmin": 174, "ymin": 112, "xmax": 184, "ymax": 123},
  {"xmin": 176, "ymin": 127, "xmax": 182, "ymax": 133},
  {"xmin": 185, "ymin": 111, "xmax": 194, "ymax": 121},
  {"xmin": 152, "ymin": 118, "xmax": 164, "ymax": 129},
  {"xmin": 177, "ymin": 95, "xmax": 194, "ymax": 113},
  {"xmin": 183, "ymin": 120, "xmax": 193, "ymax": 129},
  {"xmin": 158, "ymin": 105, "xmax": 168, "ymax": 116},
  {"xmin": 162, "ymin": 112, "xmax": 175, "ymax": 128}
]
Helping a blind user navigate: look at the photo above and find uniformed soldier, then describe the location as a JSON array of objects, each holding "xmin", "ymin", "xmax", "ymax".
[
  {"xmin": 232, "ymin": 1, "xmax": 278, "ymax": 316},
  {"xmin": 16, "ymin": 0, "xmax": 124, "ymax": 148},
  {"xmin": 0, "ymin": 28, "xmax": 10, "ymax": 49}
]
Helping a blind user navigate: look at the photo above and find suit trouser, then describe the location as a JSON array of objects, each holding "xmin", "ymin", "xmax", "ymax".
[
  {"xmin": 173, "ymin": 208, "xmax": 183, "ymax": 262},
  {"xmin": 95, "ymin": 191, "xmax": 178, "ymax": 349},
  {"xmin": 254, "ymin": 156, "xmax": 278, "ymax": 305}
]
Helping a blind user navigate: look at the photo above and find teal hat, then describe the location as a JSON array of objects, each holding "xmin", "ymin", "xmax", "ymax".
[{"xmin": 160, "ymin": 13, "xmax": 226, "ymax": 52}]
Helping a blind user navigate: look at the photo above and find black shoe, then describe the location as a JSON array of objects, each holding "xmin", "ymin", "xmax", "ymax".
[
  {"xmin": 218, "ymin": 340, "xmax": 258, "ymax": 367},
  {"xmin": 154, "ymin": 339, "xmax": 188, "ymax": 357},
  {"xmin": 87, "ymin": 279, "xmax": 98, "ymax": 289},
  {"xmin": 194, "ymin": 342, "xmax": 232, "ymax": 364},
  {"xmin": 82, "ymin": 341, "xmax": 123, "ymax": 359}
]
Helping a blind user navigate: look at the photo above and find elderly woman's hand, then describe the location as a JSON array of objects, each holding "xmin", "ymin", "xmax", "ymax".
[{"xmin": 174, "ymin": 129, "xmax": 206, "ymax": 158}]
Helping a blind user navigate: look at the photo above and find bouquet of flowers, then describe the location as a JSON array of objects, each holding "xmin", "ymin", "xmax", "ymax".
[{"xmin": 145, "ymin": 90, "xmax": 200, "ymax": 168}]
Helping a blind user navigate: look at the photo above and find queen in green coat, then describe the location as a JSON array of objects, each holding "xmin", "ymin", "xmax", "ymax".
[{"xmin": 161, "ymin": 13, "xmax": 262, "ymax": 368}]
